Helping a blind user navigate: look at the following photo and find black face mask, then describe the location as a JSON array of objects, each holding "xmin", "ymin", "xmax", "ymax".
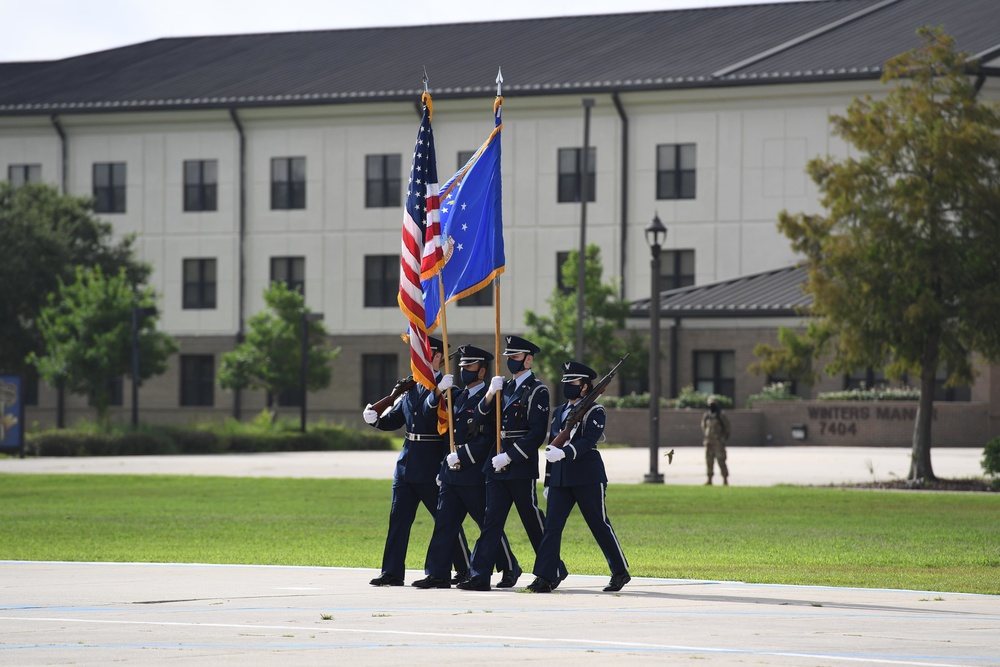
[
  {"xmin": 460, "ymin": 369, "xmax": 479, "ymax": 385},
  {"xmin": 506, "ymin": 357, "xmax": 525, "ymax": 375},
  {"xmin": 563, "ymin": 384, "xmax": 582, "ymax": 400},
  {"xmin": 710, "ymin": 403, "xmax": 720, "ymax": 415}
]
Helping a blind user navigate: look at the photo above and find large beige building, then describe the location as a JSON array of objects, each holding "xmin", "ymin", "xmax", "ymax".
[{"xmin": 2, "ymin": 0, "xmax": 999, "ymax": 433}]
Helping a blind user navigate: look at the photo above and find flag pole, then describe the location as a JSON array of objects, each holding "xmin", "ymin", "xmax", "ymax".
[
  {"xmin": 494, "ymin": 68, "xmax": 504, "ymax": 456},
  {"xmin": 439, "ymin": 276, "xmax": 456, "ymax": 454},
  {"xmin": 422, "ymin": 68, "xmax": 456, "ymax": 454},
  {"xmin": 494, "ymin": 276, "xmax": 502, "ymax": 455}
]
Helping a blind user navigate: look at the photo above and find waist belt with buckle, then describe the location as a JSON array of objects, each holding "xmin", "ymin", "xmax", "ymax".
[
  {"xmin": 406, "ymin": 432, "xmax": 445, "ymax": 442},
  {"xmin": 500, "ymin": 430, "xmax": 529, "ymax": 439}
]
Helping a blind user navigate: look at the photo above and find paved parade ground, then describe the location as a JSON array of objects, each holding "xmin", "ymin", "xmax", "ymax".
[{"xmin": 1, "ymin": 447, "xmax": 996, "ymax": 666}]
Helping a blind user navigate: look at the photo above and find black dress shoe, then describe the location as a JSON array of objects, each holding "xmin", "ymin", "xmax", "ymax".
[
  {"xmin": 496, "ymin": 564, "xmax": 522, "ymax": 588},
  {"xmin": 603, "ymin": 571, "xmax": 631, "ymax": 592},
  {"xmin": 369, "ymin": 573, "xmax": 404, "ymax": 587},
  {"xmin": 412, "ymin": 576, "xmax": 450, "ymax": 589},
  {"xmin": 550, "ymin": 567, "xmax": 569, "ymax": 590},
  {"xmin": 526, "ymin": 576, "xmax": 555, "ymax": 593},
  {"xmin": 456, "ymin": 578, "xmax": 490, "ymax": 591},
  {"xmin": 451, "ymin": 571, "xmax": 470, "ymax": 585}
]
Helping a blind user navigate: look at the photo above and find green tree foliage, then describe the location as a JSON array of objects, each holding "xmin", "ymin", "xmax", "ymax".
[
  {"xmin": 777, "ymin": 28, "xmax": 1000, "ymax": 481},
  {"xmin": 750, "ymin": 322, "xmax": 832, "ymax": 386},
  {"xmin": 28, "ymin": 266, "xmax": 176, "ymax": 427},
  {"xmin": 217, "ymin": 282, "xmax": 339, "ymax": 419},
  {"xmin": 0, "ymin": 181, "xmax": 149, "ymax": 374},
  {"xmin": 523, "ymin": 244, "xmax": 644, "ymax": 386}
]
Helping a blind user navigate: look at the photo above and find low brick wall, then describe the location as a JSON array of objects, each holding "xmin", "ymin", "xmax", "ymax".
[{"xmin": 603, "ymin": 401, "xmax": 992, "ymax": 448}]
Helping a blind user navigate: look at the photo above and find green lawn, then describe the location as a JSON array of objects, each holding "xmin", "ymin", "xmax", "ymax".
[{"xmin": 2, "ymin": 474, "xmax": 997, "ymax": 594}]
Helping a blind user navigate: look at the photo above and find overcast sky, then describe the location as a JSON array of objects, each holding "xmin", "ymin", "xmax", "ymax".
[{"xmin": 0, "ymin": 0, "xmax": 808, "ymax": 62}]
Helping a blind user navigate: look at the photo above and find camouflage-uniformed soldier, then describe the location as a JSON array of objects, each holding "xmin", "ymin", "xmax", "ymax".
[{"xmin": 701, "ymin": 395, "xmax": 730, "ymax": 485}]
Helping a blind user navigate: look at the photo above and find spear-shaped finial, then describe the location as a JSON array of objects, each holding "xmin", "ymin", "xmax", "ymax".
[
  {"xmin": 423, "ymin": 66, "xmax": 429, "ymax": 94},
  {"xmin": 496, "ymin": 67, "xmax": 503, "ymax": 96}
]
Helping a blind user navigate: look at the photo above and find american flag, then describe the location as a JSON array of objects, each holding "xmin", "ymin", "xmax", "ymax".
[{"xmin": 398, "ymin": 93, "xmax": 444, "ymax": 390}]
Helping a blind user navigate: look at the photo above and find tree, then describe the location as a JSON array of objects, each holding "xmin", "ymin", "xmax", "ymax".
[
  {"xmin": 29, "ymin": 266, "xmax": 177, "ymax": 427},
  {"xmin": 0, "ymin": 181, "xmax": 150, "ymax": 375},
  {"xmin": 217, "ymin": 282, "xmax": 339, "ymax": 421},
  {"xmin": 777, "ymin": 28, "xmax": 1000, "ymax": 481},
  {"xmin": 524, "ymin": 244, "xmax": 644, "ymax": 386}
]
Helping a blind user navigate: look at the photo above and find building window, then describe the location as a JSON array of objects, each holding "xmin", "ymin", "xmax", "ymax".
[
  {"xmin": 694, "ymin": 350, "xmax": 735, "ymax": 401},
  {"xmin": 765, "ymin": 374, "xmax": 798, "ymax": 396},
  {"xmin": 619, "ymin": 370, "xmax": 649, "ymax": 397},
  {"xmin": 8, "ymin": 164, "xmax": 41, "ymax": 188},
  {"xmin": 93, "ymin": 162, "xmax": 126, "ymax": 213},
  {"xmin": 180, "ymin": 355, "xmax": 215, "ymax": 407},
  {"xmin": 364, "ymin": 255, "xmax": 397, "ymax": 307},
  {"xmin": 183, "ymin": 160, "xmax": 218, "ymax": 212},
  {"xmin": 182, "ymin": 258, "xmax": 217, "ymax": 309},
  {"xmin": 271, "ymin": 256, "xmax": 305, "ymax": 296},
  {"xmin": 271, "ymin": 157, "xmax": 306, "ymax": 210},
  {"xmin": 558, "ymin": 147, "xmax": 596, "ymax": 203},
  {"xmin": 659, "ymin": 250, "xmax": 695, "ymax": 292},
  {"xmin": 933, "ymin": 365, "xmax": 971, "ymax": 402},
  {"xmin": 362, "ymin": 354, "xmax": 399, "ymax": 408},
  {"xmin": 657, "ymin": 143, "xmax": 696, "ymax": 200},
  {"xmin": 843, "ymin": 368, "xmax": 889, "ymax": 391},
  {"xmin": 556, "ymin": 251, "xmax": 573, "ymax": 295},
  {"xmin": 89, "ymin": 376, "xmax": 123, "ymax": 407},
  {"xmin": 23, "ymin": 368, "xmax": 39, "ymax": 406},
  {"xmin": 365, "ymin": 154, "xmax": 401, "ymax": 208},
  {"xmin": 277, "ymin": 387, "xmax": 302, "ymax": 408},
  {"xmin": 458, "ymin": 287, "xmax": 493, "ymax": 307},
  {"xmin": 457, "ymin": 150, "xmax": 476, "ymax": 170}
]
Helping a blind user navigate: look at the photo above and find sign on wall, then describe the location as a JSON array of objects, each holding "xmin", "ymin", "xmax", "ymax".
[{"xmin": 1, "ymin": 375, "xmax": 25, "ymax": 454}]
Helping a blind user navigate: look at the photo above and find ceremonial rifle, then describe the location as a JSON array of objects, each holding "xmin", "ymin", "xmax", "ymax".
[
  {"xmin": 550, "ymin": 353, "xmax": 629, "ymax": 449},
  {"xmin": 369, "ymin": 376, "xmax": 416, "ymax": 416}
]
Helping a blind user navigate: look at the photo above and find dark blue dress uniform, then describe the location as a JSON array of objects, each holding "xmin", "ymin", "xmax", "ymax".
[
  {"xmin": 419, "ymin": 380, "xmax": 520, "ymax": 583},
  {"xmin": 532, "ymin": 361, "xmax": 629, "ymax": 590},
  {"xmin": 460, "ymin": 335, "xmax": 565, "ymax": 589},
  {"xmin": 368, "ymin": 363, "xmax": 470, "ymax": 585}
]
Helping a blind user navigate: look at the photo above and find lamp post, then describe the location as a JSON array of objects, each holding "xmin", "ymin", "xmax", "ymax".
[
  {"xmin": 644, "ymin": 214, "xmax": 667, "ymax": 484},
  {"xmin": 300, "ymin": 312, "xmax": 325, "ymax": 432},
  {"xmin": 576, "ymin": 98, "xmax": 595, "ymax": 360},
  {"xmin": 131, "ymin": 305, "xmax": 158, "ymax": 429}
]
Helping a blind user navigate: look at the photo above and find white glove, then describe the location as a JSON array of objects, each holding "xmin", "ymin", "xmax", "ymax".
[
  {"xmin": 363, "ymin": 404, "xmax": 378, "ymax": 424},
  {"xmin": 438, "ymin": 374, "xmax": 454, "ymax": 393},
  {"xmin": 543, "ymin": 487, "xmax": 549, "ymax": 499},
  {"xmin": 436, "ymin": 474, "xmax": 442, "ymax": 487},
  {"xmin": 446, "ymin": 451, "xmax": 460, "ymax": 467},
  {"xmin": 544, "ymin": 445, "xmax": 566, "ymax": 463},
  {"xmin": 492, "ymin": 452, "xmax": 512, "ymax": 471},
  {"xmin": 487, "ymin": 375, "xmax": 504, "ymax": 397}
]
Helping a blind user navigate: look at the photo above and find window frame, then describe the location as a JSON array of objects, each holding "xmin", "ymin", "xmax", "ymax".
[
  {"xmin": 659, "ymin": 249, "xmax": 695, "ymax": 292},
  {"xmin": 270, "ymin": 256, "xmax": 306, "ymax": 296},
  {"xmin": 8, "ymin": 163, "xmax": 41, "ymax": 188},
  {"xmin": 656, "ymin": 143, "xmax": 696, "ymax": 200},
  {"xmin": 182, "ymin": 258, "xmax": 217, "ymax": 310},
  {"xmin": 557, "ymin": 147, "xmax": 596, "ymax": 203},
  {"xmin": 693, "ymin": 350, "xmax": 735, "ymax": 401},
  {"xmin": 183, "ymin": 159, "xmax": 218, "ymax": 212},
  {"xmin": 93, "ymin": 162, "xmax": 127, "ymax": 213},
  {"xmin": 270, "ymin": 157, "xmax": 306, "ymax": 210},
  {"xmin": 179, "ymin": 354, "xmax": 215, "ymax": 407},
  {"xmin": 364, "ymin": 255, "xmax": 398, "ymax": 307},
  {"xmin": 365, "ymin": 154, "xmax": 402, "ymax": 208},
  {"xmin": 362, "ymin": 354, "xmax": 399, "ymax": 408}
]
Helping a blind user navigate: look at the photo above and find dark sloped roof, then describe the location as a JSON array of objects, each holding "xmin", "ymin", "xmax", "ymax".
[
  {"xmin": 630, "ymin": 265, "xmax": 812, "ymax": 319},
  {"xmin": 1, "ymin": 0, "xmax": 998, "ymax": 115}
]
